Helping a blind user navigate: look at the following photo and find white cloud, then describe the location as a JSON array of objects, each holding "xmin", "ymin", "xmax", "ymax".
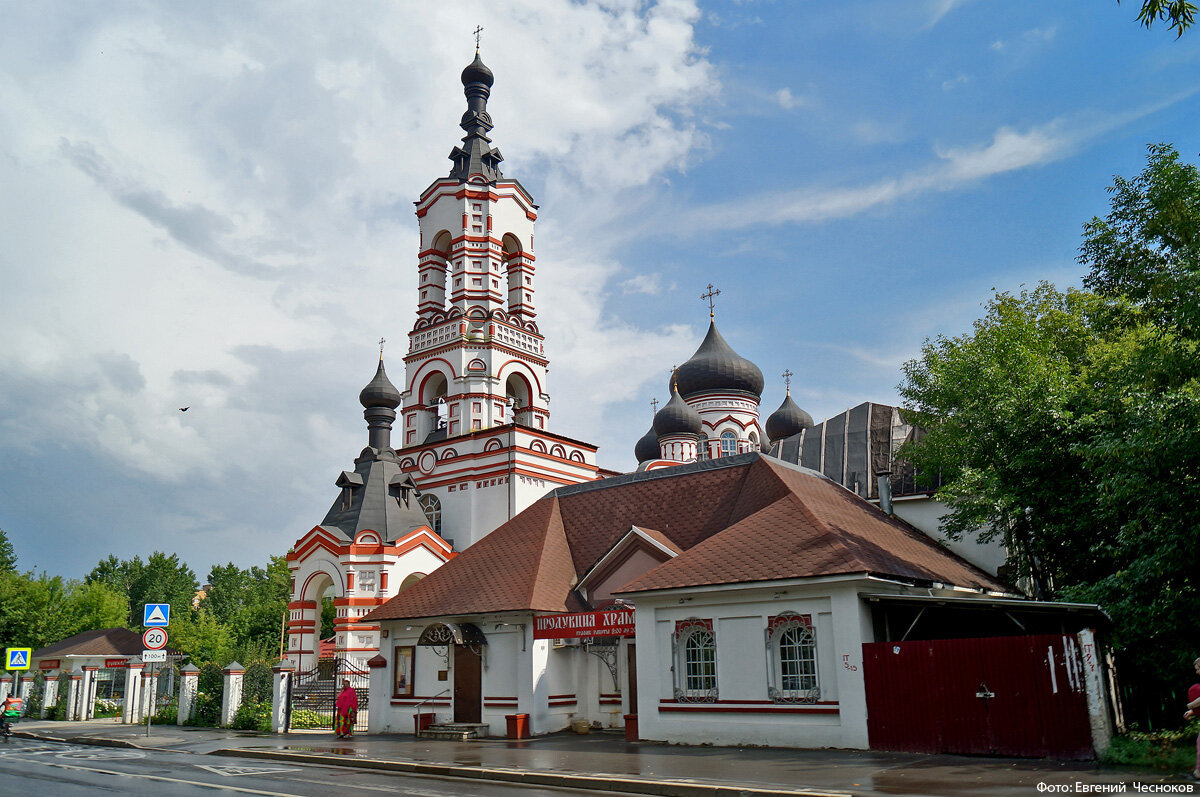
[
  {"xmin": 774, "ymin": 87, "xmax": 806, "ymax": 110},
  {"xmin": 620, "ymin": 273, "xmax": 665, "ymax": 295},
  {"xmin": 0, "ymin": 0, "xmax": 718, "ymax": 574}
]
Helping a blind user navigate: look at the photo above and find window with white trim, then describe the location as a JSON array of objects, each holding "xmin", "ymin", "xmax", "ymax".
[
  {"xmin": 672, "ymin": 619, "xmax": 717, "ymax": 702},
  {"xmin": 720, "ymin": 430, "xmax": 737, "ymax": 457},
  {"xmin": 766, "ymin": 612, "xmax": 819, "ymax": 704},
  {"xmin": 418, "ymin": 494, "xmax": 442, "ymax": 535}
]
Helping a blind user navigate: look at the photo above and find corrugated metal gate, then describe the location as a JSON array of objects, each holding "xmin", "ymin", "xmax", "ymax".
[{"xmin": 862, "ymin": 634, "xmax": 1094, "ymax": 759}]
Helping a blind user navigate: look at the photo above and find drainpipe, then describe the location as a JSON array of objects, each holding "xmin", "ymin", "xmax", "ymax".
[{"xmin": 876, "ymin": 470, "xmax": 893, "ymax": 515}]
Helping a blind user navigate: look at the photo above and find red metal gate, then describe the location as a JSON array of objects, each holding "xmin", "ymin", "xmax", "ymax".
[{"xmin": 862, "ymin": 634, "xmax": 1094, "ymax": 759}]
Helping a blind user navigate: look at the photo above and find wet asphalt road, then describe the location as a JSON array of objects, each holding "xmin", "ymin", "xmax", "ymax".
[{"xmin": 0, "ymin": 738, "xmax": 656, "ymax": 796}]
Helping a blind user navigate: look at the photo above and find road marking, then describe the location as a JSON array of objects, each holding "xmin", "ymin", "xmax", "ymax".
[
  {"xmin": 57, "ymin": 749, "xmax": 146, "ymax": 760},
  {"xmin": 197, "ymin": 763, "xmax": 299, "ymax": 777},
  {"xmin": 13, "ymin": 757, "xmax": 309, "ymax": 796}
]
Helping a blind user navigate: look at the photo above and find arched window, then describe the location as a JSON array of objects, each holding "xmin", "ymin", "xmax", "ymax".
[
  {"xmin": 766, "ymin": 613, "xmax": 819, "ymax": 704},
  {"xmin": 418, "ymin": 494, "xmax": 442, "ymax": 536},
  {"xmin": 697, "ymin": 436, "xmax": 709, "ymax": 460},
  {"xmin": 720, "ymin": 430, "xmax": 737, "ymax": 457},
  {"xmin": 672, "ymin": 619, "xmax": 717, "ymax": 702}
]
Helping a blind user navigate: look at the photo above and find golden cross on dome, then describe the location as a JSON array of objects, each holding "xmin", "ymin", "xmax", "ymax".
[
  {"xmin": 473, "ymin": 25, "xmax": 484, "ymax": 51},
  {"xmin": 782, "ymin": 368, "xmax": 793, "ymax": 394},
  {"xmin": 669, "ymin": 365, "xmax": 679, "ymax": 391},
  {"xmin": 701, "ymin": 283, "xmax": 721, "ymax": 319}
]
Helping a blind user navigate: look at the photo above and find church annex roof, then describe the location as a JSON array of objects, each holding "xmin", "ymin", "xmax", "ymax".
[
  {"xmin": 33, "ymin": 628, "xmax": 147, "ymax": 659},
  {"xmin": 365, "ymin": 453, "xmax": 1012, "ymax": 622},
  {"xmin": 319, "ymin": 454, "xmax": 432, "ymax": 544},
  {"xmin": 675, "ymin": 320, "xmax": 765, "ymax": 398}
]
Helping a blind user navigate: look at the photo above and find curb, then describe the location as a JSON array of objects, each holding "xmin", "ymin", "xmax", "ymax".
[{"xmin": 211, "ymin": 747, "xmax": 853, "ymax": 797}]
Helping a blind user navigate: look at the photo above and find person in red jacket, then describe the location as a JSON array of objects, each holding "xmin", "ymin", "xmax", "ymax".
[
  {"xmin": 334, "ymin": 679, "xmax": 358, "ymax": 740},
  {"xmin": 1185, "ymin": 657, "xmax": 1200, "ymax": 781}
]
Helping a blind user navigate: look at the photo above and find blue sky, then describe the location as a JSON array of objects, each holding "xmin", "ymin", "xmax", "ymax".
[{"xmin": 1, "ymin": 0, "xmax": 1197, "ymax": 579}]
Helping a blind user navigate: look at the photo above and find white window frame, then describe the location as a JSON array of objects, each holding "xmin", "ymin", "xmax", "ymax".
[
  {"xmin": 765, "ymin": 612, "xmax": 820, "ymax": 704},
  {"xmin": 672, "ymin": 618, "xmax": 717, "ymax": 702}
]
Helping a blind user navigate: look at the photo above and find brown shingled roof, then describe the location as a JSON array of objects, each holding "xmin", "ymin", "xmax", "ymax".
[
  {"xmin": 32, "ymin": 628, "xmax": 143, "ymax": 659},
  {"xmin": 365, "ymin": 453, "xmax": 1011, "ymax": 623}
]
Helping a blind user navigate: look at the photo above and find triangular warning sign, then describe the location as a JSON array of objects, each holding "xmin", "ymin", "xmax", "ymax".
[
  {"xmin": 195, "ymin": 764, "xmax": 297, "ymax": 777},
  {"xmin": 145, "ymin": 605, "xmax": 168, "ymax": 625},
  {"xmin": 9, "ymin": 651, "xmax": 27, "ymax": 666}
]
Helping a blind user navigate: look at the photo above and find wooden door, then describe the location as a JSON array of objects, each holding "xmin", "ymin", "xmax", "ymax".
[
  {"xmin": 626, "ymin": 643, "xmax": 638, "ymax": 715},
  {"xmin": 453, "ymin": 644, "xmax": 482, "ymax": 723}
]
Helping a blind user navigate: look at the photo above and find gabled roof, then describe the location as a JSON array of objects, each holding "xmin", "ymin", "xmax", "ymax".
[
  {"xmin": 33, "ymin": 628, "xmax": 143, "ymax": 659},
  {"xmin": 320, "ymin": 452, "xmax": 435, "ymax": 544},
  {"xmin": 365, "ymin": 453, "xmax": 1012, "ymax": 623}
]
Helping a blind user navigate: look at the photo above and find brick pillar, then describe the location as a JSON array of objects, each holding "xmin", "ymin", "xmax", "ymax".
[
  {"xmin": 177, "ymin": 664, "xmax": 200, "ymax": 725},
  {"xmin": 66, "ymin": 666, "xmax": 84, "ymax": 721},
  {"xmin": 40, "ymin": 671, "xmax": 60, "ymax": 718},
  {"xmin": 271, "ymin": 659, "xmax": 294, "ymax": 733},
  {"xmin": 81, "ymin": 666, "xmax": 99, "ymax": 719},
  {"xmin": 122, "ymin": 658, "xmax": 143, "ymax": 724},
  {"xmin": 221, "ymin": 661, "xmax": 244, "ymax": 727}
]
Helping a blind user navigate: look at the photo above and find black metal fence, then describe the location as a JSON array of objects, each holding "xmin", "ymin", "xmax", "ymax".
[{"xmin": 287, "ymin": 658, "xmax": 369, "ymax": 733}]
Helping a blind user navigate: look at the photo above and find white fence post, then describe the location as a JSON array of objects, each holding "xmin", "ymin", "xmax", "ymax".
[
  {"xmin": 221, "ymin": 661, "xmax": 244, "ymax": 727},
  {"xmin": 1077, "ymin": 628, "xmax": 1115, "ymax": 757},
  {"xmin": 66, "ymin": 666, "xmax": 83, "ymax": 721},
  {"xmin": 122, "ymin": 658, "xmax": 143, "ymax": 724},
  {"xmin": 367, "ymin": 653, "xmax": 388, "ymax": 734},
  {"xmin": 41, "ymin": 671, "xmax": 60, "ymax": 718},
  {"xmin": 178, "ymin": 664, "xmax": 199, "ymax": 725},
  {"xmin": 271, "ymin": 659, "xmax": 294, "ymax": 733}
]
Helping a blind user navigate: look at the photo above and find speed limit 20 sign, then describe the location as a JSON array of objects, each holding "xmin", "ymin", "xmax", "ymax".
[{"xmin": 142, "ymin": 627, "xmax": 168, "ymax": 650}]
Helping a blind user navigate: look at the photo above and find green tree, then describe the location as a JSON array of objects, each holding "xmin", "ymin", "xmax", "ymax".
[
  {"xmin": 199, "ymin": 555, "xmax": 289, "ymax": 661},
  {"xmin": 0, "ymin": 528, "xmax": 16, "ymax": 574},
  {"xmin": 899, "ymin": 144, "xmax": 1200, "ymax": 726},
  {"xmin": 0, "ymin": 572, "xmax": 128, "ymax": 650},
  {"xmin": 87, "ymin": 552, "xmax": 198, "ymax": 628},
  {"xmin": 1120, "ymin": 0, "xmax": 1197, "ymax": 36},
  {"xmin": 169, "ymin": 608, "xmax": 234, "ymax": 665}
]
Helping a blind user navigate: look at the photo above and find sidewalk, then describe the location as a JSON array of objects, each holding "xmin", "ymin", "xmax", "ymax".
[{"xmin": 12, "ymin": 718, "xmax": 1195, "ymax": 797}]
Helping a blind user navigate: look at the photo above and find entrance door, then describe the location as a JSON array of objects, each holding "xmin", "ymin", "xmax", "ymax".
[
  {"xmin": 453, "ymin": 644, "xmax": 482, "ymax": 723},
  {"xmin": 626, "ymin": 643, "xmax": 638, "ymax": 714}
]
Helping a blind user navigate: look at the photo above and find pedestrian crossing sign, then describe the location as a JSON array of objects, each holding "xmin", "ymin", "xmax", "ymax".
[
  {"xmin": 143, "ymin": 603, "xmax": 170, "ymax": 627},
  {"xmin": 5, "ymin": 648, "xmax": 31, "ymax": 670}
]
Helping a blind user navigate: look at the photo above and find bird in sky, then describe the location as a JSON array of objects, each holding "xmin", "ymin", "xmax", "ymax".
[{"xmin": 179, "ymin": 407, "xmax": 189, "ymax": 412}]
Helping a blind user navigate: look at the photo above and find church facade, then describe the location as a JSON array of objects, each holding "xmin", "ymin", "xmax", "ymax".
[{"xmin": 284, "ymin": 51, "xmax": 603, "ymax": 671}]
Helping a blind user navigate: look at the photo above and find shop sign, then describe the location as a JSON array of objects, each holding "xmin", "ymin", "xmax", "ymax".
[
  {"xmin": 39, "ymin": 659, "xmax": 60, "ymax": 670},
  {"xmin": 104, "ymin": 659, "xmax": 128, "ymax": 668},
  {"xmin": 533, "ymin": 609, "xmax": 635, "ymax": 640}
]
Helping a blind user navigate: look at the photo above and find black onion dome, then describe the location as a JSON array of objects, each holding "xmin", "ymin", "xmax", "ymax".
[
  {"xmin": 653, "ymin": 388, "xmax": 703, "ymax": 437},
  {"xmin": 675, "ymin": 321, "xmax": 764, "ymax": 398},
  {"xmin": 461, "ymin": 52, "xmax": 494, "ymax": 87},
  {"xmin": 359, "ymin": 360, "xmax": 401, "ymax": 409},
  {"xmin": 634, "ymin": 426, "xmax": 661, "ymax": 463},
  {"xmin": 765, "ymin": 393, "xmax": 814, "ymax": 442}
]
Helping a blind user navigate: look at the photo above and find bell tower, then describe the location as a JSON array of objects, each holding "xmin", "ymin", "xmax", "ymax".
[
  {"xmin": 401, "ymin": 49, "xmax": 548, "ymax": 447},
  {"xmin": 395, "ymin": 49, "xmax": 602, "ymax": 551}
]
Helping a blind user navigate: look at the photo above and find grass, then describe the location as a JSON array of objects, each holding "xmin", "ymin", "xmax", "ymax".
[{"xmin": 1103, "ymin": 723, "xmax": 1198, "ymax": 773}]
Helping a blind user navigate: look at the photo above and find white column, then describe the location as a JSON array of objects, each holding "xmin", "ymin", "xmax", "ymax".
[
  {"xmin": 221, "ymin": 661, "xmax": 244, "ymax": 727},
  {"xmin": 367, "ymin": 653, "xmax": 389, "ymax": 734},
  {"xmin": 122, "ymin": 659, "xmax": 143, "ymax": 724},
  {"xmin": 66, "ymin": 667, "xmax": 83, "ymax": 721},
  {"xmin": 81, "ymin": 667, "xmax": 98, "ymax": 719},
  {"xmin": 177, "ymin": 664, "xmax": 199, "ymax": 725},
  {"xmin": 271, "ymin": 660, "xmax": 294, "ymax": 733},
  {"xmin": 1077, "ymin": 628, "xmax": 1114, "ymax": 757},
  {"xmin": 139, "ymin": 669, "xmax": 155, "ymax": 722},
  {"xmin": 17, "ymin": 673, "xmax": 35, "ymax": 716},
  {"xmin": 40, "ymin": 672, "xmax": 60, "ymax": 718},
  {"xmin": 0, "ymin": 674, "xmax": 11, "ymax": 702}
]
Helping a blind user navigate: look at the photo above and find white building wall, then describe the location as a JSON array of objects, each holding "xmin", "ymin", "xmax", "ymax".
[
  {"xmin": 889, "ymin": 495, "xmax": 1006, "ymax": 576},
  {"xmin": 633, "ymin": 580, "xmax": 870, "ymax": 749}
]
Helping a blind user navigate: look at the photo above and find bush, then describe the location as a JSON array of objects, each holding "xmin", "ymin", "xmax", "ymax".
[
  {"xmin": 93, "ymin": 699, "xmax": 121, "ymax": 718},
  {"xmin": 1104, "ymin": 724, "xmax": 1200, "ymax": 772},
  {"xmin": 187, "ymin": 692, "xmax": 221, "ymax": 727},
  {"xmin": 288, "ymin": 709, "xmax": 330, "ymax": 730},
  {"xmin": 232, "ymin": 699, "xmax": 272, "ymax": 732},
  {"xmin": 152, "ymin": 705, "xmax": 177, "ymax": 724},
  {"xmin": 197, "ymin": 662, "xmax": 223, "ymax": 699},
  {"xmin": 242, "ymin": 662, "xmax": 273, "ymax": 704}
]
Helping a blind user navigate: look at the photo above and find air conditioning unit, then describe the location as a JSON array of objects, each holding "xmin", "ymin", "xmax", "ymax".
[{"xmin": 552, "ymin": 638, "xmax": 580, "ymax": 649}]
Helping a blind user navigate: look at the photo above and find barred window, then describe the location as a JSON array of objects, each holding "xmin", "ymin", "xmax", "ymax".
[
  {"xmin": 673, "ymin": 619, "xmax": 717, "ymax": 702},
  {"xmin": 766, "ymin": 613, "xmax": 820, "ymax": 704}
]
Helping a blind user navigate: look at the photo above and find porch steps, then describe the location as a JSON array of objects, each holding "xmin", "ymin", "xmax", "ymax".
[{"xmin": 419, "ymin": 722, "xmax": 489, "ymax": 741}]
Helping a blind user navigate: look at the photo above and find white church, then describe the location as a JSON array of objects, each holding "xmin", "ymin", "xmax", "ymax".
[{"xmin": 284, "ymin": 50, "xmax": 1116, "ymax": 760}]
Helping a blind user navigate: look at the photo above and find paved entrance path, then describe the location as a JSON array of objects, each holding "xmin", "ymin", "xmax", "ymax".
[{"xmin": 12, "ymin": 718, "xmax": 1196, "ymax": 797}]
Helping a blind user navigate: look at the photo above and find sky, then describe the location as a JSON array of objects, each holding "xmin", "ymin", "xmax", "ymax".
[{"xmin": 1, "ymin": 0, "xmax": 1197, "ymax": 580}]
